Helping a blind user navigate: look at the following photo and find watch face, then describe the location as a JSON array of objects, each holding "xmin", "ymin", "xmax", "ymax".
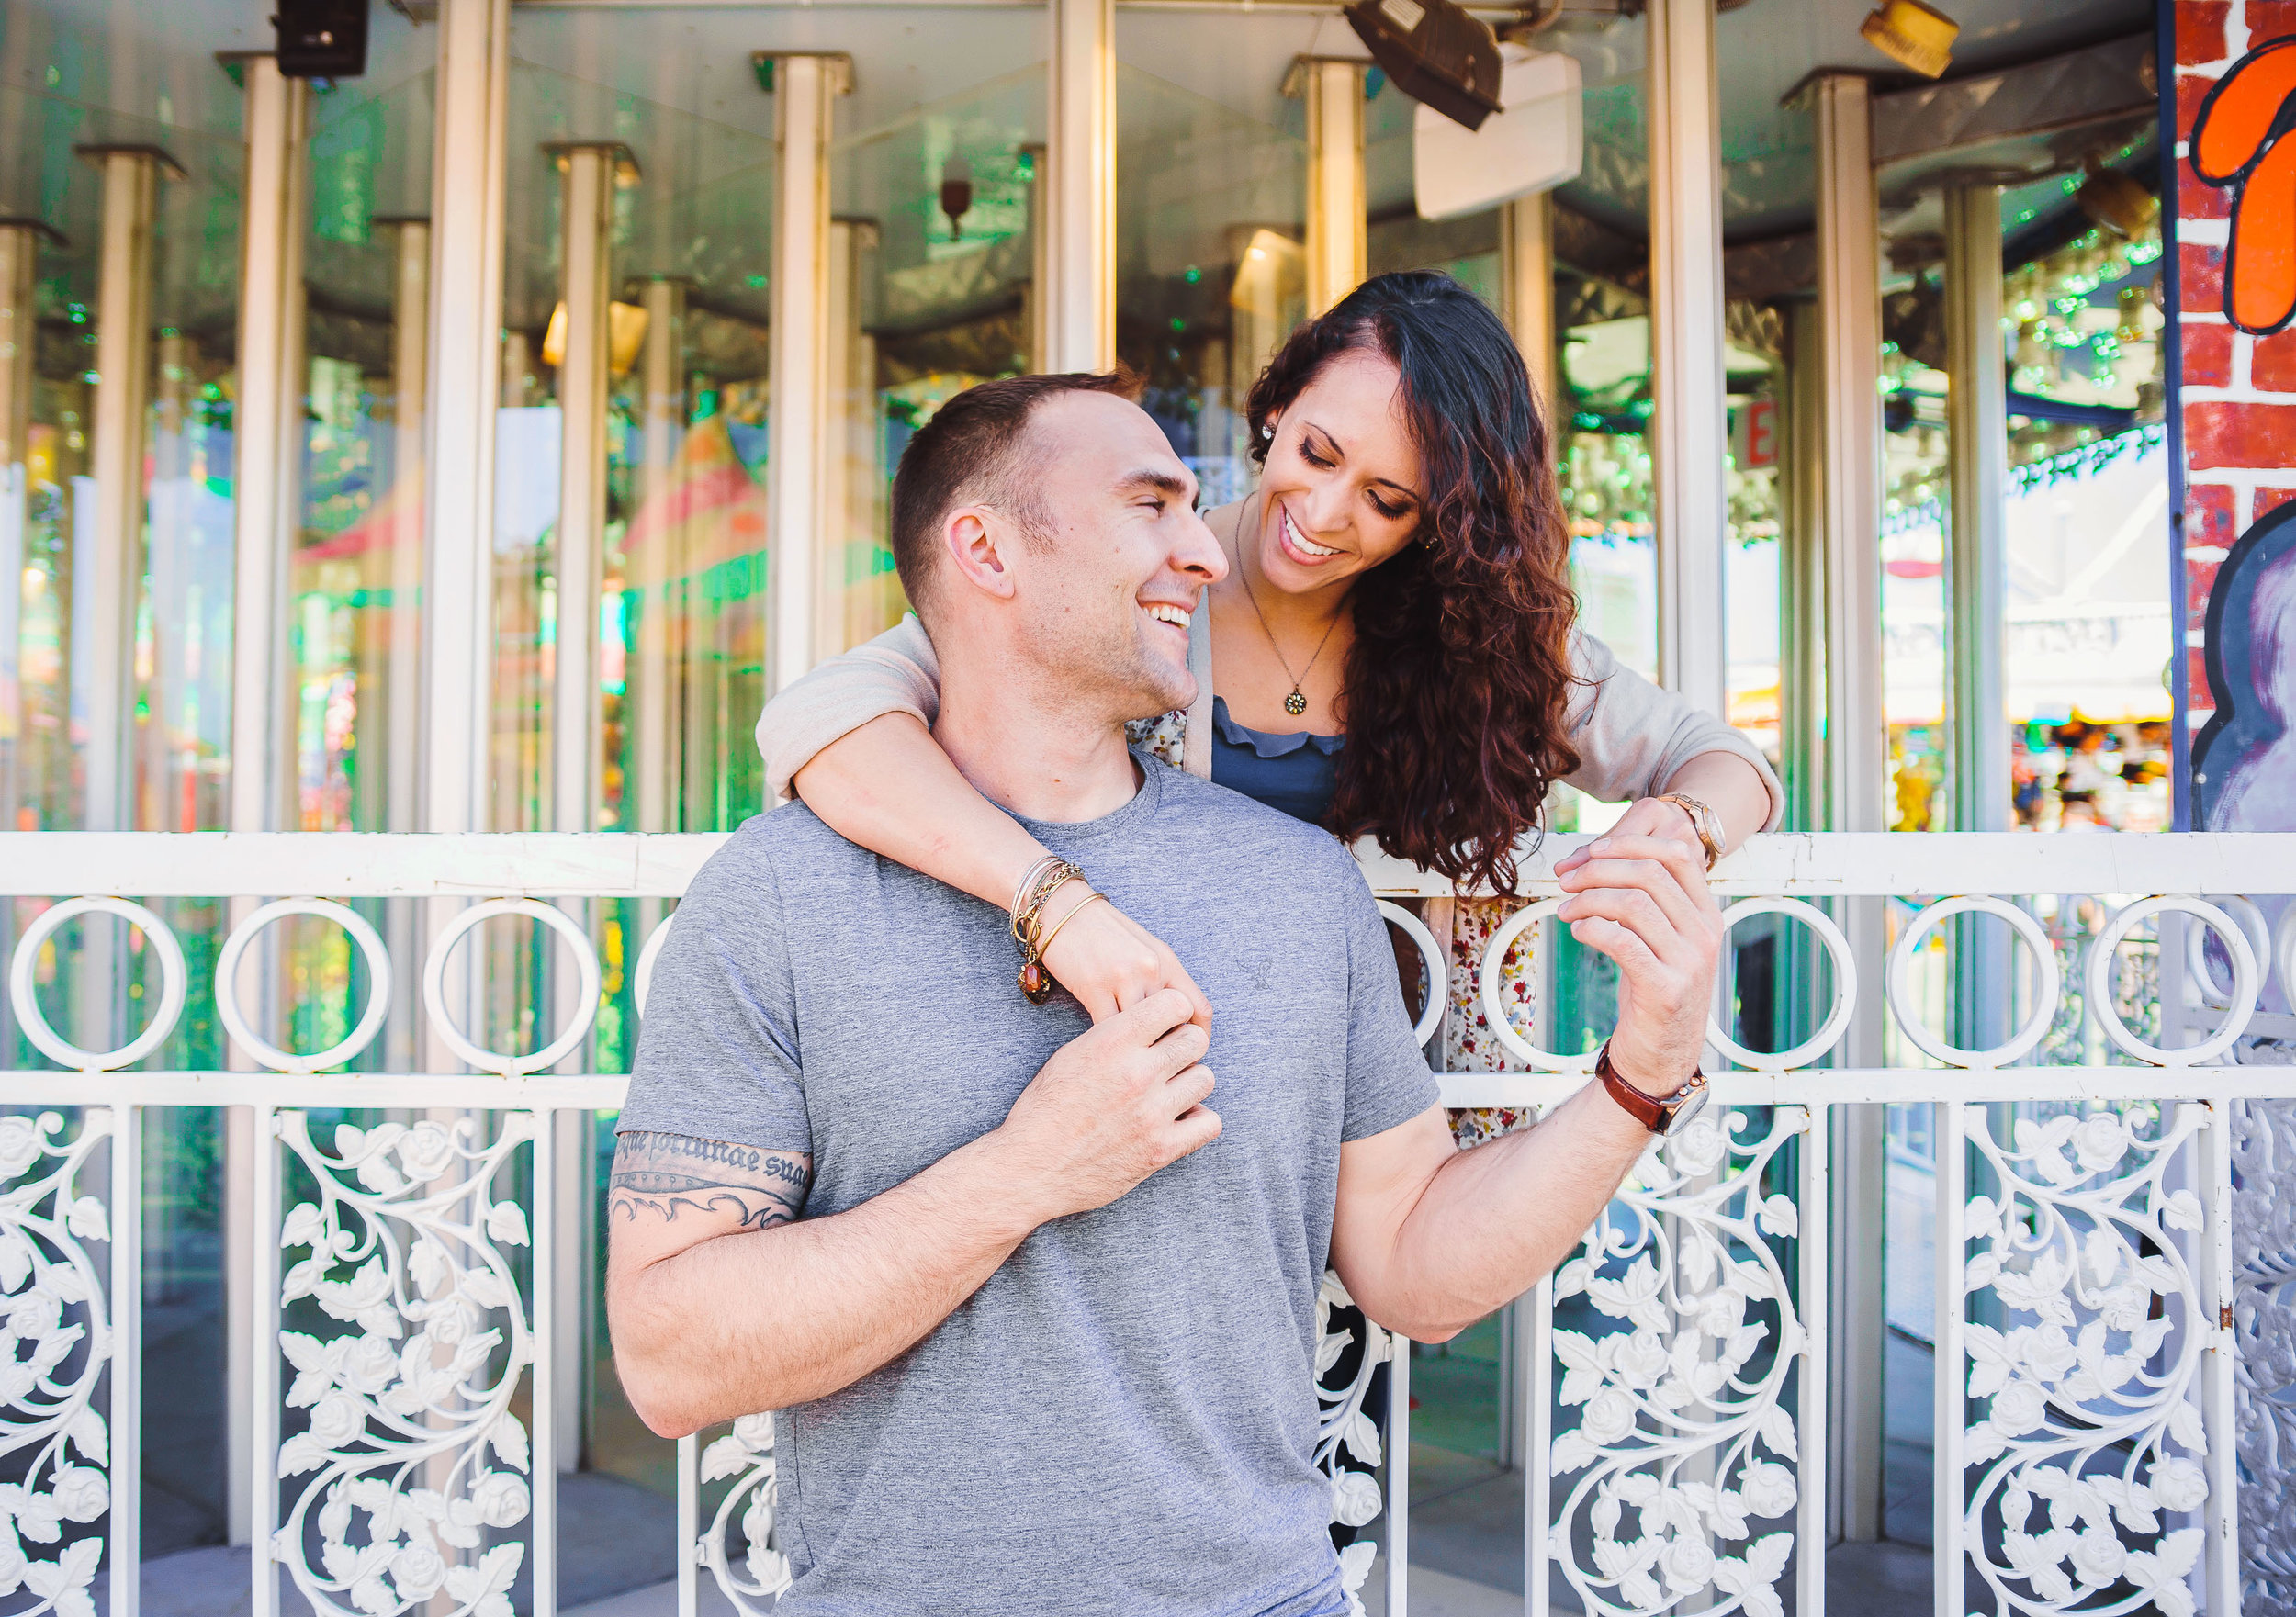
[{"xmin": 1660, "ymin": 1082, "xmax": 1711, "ymax": 1138}]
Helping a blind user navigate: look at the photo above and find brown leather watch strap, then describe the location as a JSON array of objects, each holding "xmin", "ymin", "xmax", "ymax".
[{"xmin": 1595, "ymin": 1041, "xmax": 1696, "ymax": 1133}]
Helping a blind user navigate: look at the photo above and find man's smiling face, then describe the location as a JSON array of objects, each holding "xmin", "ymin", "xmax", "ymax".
[{"xmin": 1001, "ymin": 390, "xmax": 1230, "ymax": 721}]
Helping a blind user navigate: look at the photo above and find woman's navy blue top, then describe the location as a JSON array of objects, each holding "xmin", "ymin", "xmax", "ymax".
[{"xmin": 1207, "ymin": 696, "xmax": 1345, "ymax": 825}]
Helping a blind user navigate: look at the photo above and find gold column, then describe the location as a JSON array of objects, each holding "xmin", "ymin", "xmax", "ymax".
[
  {"xmin": 822, "ymin": 218, "xmax": 889, "ymax": 657},
  {"xmin": 1646, "ymin": 0, "xmax": 1728, "ymax": 713},
  {"xmin": 1289, "ymin": 57, "xmax": 1367, "ymax": 318},
  {"xmin": 149, "ymin": 330, "xmax": 196, "ymax": 830},
  {"xmin": 1046, "ymin": 0, "xmax": 1114, "ymax": 370},
  {"xmin": 633, "ymin": 276, "xmax": 685, "ymax": 829},
  {"xmin": 546, "ymin": 143, "xmax": 630, "ymax": 837},
  {"xmin": 1021, "ymin": 142, "xmax": 1048, "ymax": 374},
  {"xmin": 78, "ymin": 145, "xmax": 173, "ymax": 837},
  {"xmin": 1501, "ymin": 195, "xmax": 1558, "ymax": 412},
  {"xmin": 766, "ymin": 53, "xmax": 851, "ymax": 693},
  {"xmin": 0, "ymin": 220, "xmax": 47, "ymax": 833}
]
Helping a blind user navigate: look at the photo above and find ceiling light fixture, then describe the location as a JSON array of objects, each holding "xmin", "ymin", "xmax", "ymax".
[
  {"xmin": 1860, "ymin": 0, "xmax": 1958, "ymax": 80},
  {"xmin": 276, "ymin": 0, "xmax": 368, "ymax": 80},
  {"xmin": 1343, "ymin": 0, "xmax": 1503, "ymax": 131},
  {"xmin": 940, "ymin": 156, "xmax": 974, "ymax": 240}
]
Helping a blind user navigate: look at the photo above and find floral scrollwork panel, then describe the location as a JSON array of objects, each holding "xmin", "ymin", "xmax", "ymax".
[
  {"xmin": 0, "ymin": 1112, "xmax": 115, "ymax": 1617},
  {"xmin": 2232, "ymin": 1097, "xmax": 2296, "ymax": 1614},
  {"xmin": 1314, "ymin": 1271, "xmax": 1390, "ymax": 1616},
  {"xmin": 1546, "ymin": 1107, "xmax": 1806, "ymax": 1617},
  {"xmin": 272, "ymin": 1114, "xmax": 538, "ymax": 1617},
  {"xmin": 697, "ymin": 1413, "xmax": 792, "ymax": 1615},
  {"xmin": 1958, "ymin": 1105, "xmax": 2214, "ymax": 1617}
]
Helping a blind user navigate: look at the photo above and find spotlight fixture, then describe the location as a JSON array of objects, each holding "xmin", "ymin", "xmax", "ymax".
[
  {"xmin": 274, "ymin": 0, "xmax": 368, "ymax": 79},
  {"xmin": 2076, "ymin": 160, "xmax": 2158, "ymax": 240},
  {"xmin": 940, "ymin": 156, "xmax": 974, "ymax": 240},
  {"xmin": 1859, "ymin": 0, "xmax": 1958, "ymax": 80},
  {"xmin": 1344, "ymin": 0, "xmax": 1503, "ymax": 132},
  {"xmin": 1412, "ymin": 44, "xmax": 1581, "ymax": 220}
]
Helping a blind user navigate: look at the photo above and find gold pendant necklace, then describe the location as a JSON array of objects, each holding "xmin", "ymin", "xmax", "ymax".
[{"xmin": 1236, "ymin": 511, "xmax": 1341, "ymax": 721}]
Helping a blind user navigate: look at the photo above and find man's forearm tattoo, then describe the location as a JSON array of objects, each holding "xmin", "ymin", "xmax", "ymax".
[{"xmin": 610, "ymin": 1130, "xmax": 812, "ymax": 1230}]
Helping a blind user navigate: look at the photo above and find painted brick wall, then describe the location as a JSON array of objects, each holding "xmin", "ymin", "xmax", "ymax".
[{"xmin": 2179, "ymin": 6, "xmax": 2296, "ymax": 714}]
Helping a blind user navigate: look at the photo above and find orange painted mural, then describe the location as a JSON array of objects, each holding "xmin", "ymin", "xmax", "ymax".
[{"xmin": 2192, "ymin": 35, "xmax": 2296, "ymax": 334}]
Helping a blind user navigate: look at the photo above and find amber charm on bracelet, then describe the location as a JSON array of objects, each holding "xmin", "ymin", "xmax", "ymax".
[{"xmin": 1019, "ymin": 960, "xmax": 1053, "ymax": 1004}]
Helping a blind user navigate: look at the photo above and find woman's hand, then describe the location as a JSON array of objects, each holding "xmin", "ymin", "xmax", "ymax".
[
  {"xmin": 1585, "ymin": 796, "xmax": 1708, "ymax": 865},
  {"xmin": 1040, "ymin": 893, "xmax": 1215, "ymax": 1032}
]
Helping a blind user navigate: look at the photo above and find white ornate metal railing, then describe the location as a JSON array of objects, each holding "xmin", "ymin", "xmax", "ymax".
[{"xmin": 2, "ymin": 829, "xmax": 2293, "ymax": 1617}]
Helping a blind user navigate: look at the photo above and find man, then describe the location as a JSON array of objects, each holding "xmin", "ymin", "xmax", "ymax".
[{"xmin": 607, "ymin": 370, "xmax": 1721, "ymax": 1615}]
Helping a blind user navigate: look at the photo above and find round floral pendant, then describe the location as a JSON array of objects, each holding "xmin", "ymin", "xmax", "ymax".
[{"xmin": 1285, "ymin": 691, "xmax": 1308, "ymax": 717}]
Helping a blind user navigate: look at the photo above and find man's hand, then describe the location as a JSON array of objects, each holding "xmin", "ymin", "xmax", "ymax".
[
  {"xmin": 988, "ymin": 986, "xmax": 1221, "ymax": 1223},
  {"xmin": 606, "ymin": 989, "xmax": 1219, "ymax": 1435},
  {"xmin": 1551, "ymin": 830, "xmax": 1724, "ymax": 1093},
  {"xmin": 1039, "ymin": 893, "xmax": 1215, "ymax": 1032}
]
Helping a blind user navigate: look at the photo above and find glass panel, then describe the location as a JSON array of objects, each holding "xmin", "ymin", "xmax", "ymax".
[
  {"xmin": 0, "ymin": 84, "xmax": 244, "ymax": 841},
  {"xmin": 2, "ymin": 105, "xmax": 104, "ymax": 846},
  {"xmin": 494, "ymin": 50, "xmax": 774, "ymax": 843},
  {"xmin": 1115, "ymin": 16, "xmax": 1308, "ymax": 508},
  {"xmin": 290, "ymin": 17, "xmax": 434, "ymax": 839},
  {"xmin": 831, "ymin": 26, "xmax": 1047, "ymax": 655},
  {"xmin": 0, "ymin": 0, "xmax": 255, "ymax": 1563},
  {"xmin": 1726, "ymin": 318, "xmax": 1785, "ymax": 784},
  {"xmin": 1999, "ymin": 186, "xmax": 2170, "ymax": 835},
  {"xmin": 1878, "ymin": 267, "xmax": 1950, "ymax": 832}
]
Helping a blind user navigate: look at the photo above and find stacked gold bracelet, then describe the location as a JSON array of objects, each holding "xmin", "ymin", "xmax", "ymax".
[{"xmin": 1008, "ymin": 857, "xmax": 1101, "ymax": 1005}]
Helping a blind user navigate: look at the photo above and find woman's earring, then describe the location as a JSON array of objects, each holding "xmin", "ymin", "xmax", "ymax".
[{"xmin": 1261, "ymin": 423, "xmax": 1273, "ymax": 440}]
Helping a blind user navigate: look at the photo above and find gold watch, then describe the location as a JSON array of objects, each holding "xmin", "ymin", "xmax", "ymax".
[{"xmin": 1652, "ymin": 792, "xmax": 1724, "ymax": 870}]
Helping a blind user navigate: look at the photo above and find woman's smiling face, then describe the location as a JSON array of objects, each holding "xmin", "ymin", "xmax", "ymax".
[{"xmin": 1253, "ymin": 345, "xmax": 1426, "ymax": 595}]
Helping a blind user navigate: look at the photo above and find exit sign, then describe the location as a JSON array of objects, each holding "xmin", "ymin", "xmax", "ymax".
[{"xmin": 1732, "ymin": 399, "xmax": 1779, "ymax": 470}]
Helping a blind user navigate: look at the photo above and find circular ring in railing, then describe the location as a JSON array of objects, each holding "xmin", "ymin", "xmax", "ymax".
[
  {"xmin": 2183, "ymin": 894, "xmax": 2270, "ymax": 1011},
  {"xmin": 1885, "ymin": 895, "xmax": 2061, "ymax": 1068},
  {"xmin": 2087, "ymin": 895, "xmax": 2257, "ymax": 1067},
  {"xmin": 215, "ymin": 898, "xmax": 392, "ymax": 1073},
  {"xmin": 8, "ymin": 896, "xmax": 188, "ymax": 1072},
  {"xmin": 422, "ymin": 899, "xmax": 601, "ymax": 1075},
  {"xmin": 1477, "ymin": 898, "xmax": 1600, "ymax": 1072},
  {"xmin": 633, "ymin": 912, "xmax": 676, "ymax": 1019},
  {"xmin": 2278, "ymin": 902, "xmax": 2296, "ymax": 1017},
  {"xmin": 1376, "ymin": 901, "xmax": 1449, "ymax": 1050},
  {"xmin": 1705, "ymin": 896, "xmax": 1858, "ymax": 1072}
]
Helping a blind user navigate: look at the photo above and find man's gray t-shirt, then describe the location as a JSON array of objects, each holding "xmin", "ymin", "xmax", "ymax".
[{"xmin": 618, "ymin": 755, "xmax": 1439, "ymax": 1616}]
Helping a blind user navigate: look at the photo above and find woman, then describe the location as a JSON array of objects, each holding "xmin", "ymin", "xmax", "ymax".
[
  {"xmin": 757, "ymin": 272, "xmax": 1779, "ymax": 1039},
  {"xmin": 755, "ymin": 269, "xmax": 1779, "ymax": 1547}
]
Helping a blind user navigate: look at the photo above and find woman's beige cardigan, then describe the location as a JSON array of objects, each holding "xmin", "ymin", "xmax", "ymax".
[{"xmin": 756, "ymin": 507, "xmax": 1784, "ymax": 829}]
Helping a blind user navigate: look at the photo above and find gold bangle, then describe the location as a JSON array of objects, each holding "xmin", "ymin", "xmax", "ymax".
[
  {"xmin": 1011, "ymin": 861, "xmax": 1084, "ymax": 953},
  {"xmin": 1019, "ymin": 870, "xmax": 1088, "ymax": 953},
  {"xmin": 1033, "ymin": 890, "xmax": 1109, "ymax": 963}
]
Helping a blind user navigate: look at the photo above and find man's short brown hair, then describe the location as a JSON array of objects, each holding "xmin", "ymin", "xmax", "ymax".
[{"xmin": 889, "ymin": 367, "xmax": 1142, "ymax": 618}]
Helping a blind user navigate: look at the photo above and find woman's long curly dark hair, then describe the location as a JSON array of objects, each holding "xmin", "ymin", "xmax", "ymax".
[{"xmin": 1245, "ymin": 270, "xmax": 1581, "ymax": 891}]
